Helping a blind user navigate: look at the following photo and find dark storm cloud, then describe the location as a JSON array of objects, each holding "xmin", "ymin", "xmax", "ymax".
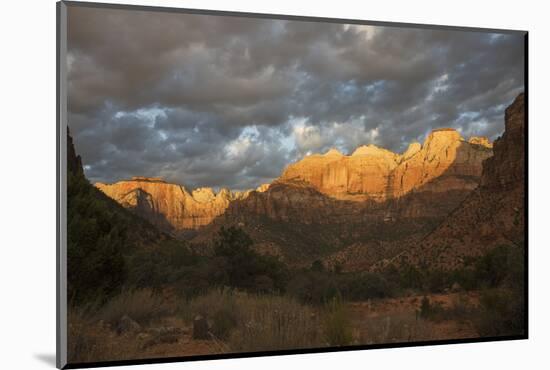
[{"xmin": 67, "ymin": 5, "xmax": 524, "ymax": 189}]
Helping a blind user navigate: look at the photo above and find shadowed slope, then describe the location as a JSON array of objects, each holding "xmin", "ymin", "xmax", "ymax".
[{"xmin": 376, "ymin": 93, "xmax": 525, "ymax": 271}]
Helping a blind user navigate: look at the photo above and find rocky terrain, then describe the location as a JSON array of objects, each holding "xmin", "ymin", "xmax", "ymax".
[{"xmin": 375, "ymin": 93, "xmax": 526, "ymax": 271}]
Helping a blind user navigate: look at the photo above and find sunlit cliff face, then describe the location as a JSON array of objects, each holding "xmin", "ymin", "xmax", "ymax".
[
  {"xmin": 95, "ymin": 128, "xmax": 492, "ymax": 231},
  {"xmin": 95, "ymin": 178, "xmax": 256, "ymax": 230},
  {"xmin": 280, "ymin": 128, "xmax": 492, "ymax": 201}
]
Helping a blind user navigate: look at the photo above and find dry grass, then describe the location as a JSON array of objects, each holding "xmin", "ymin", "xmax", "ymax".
[
  {"xmin": 358, "ymin": 312, "xmax": 437, "ymax": 344},
  {"xmin": 67, "ymin": 289, "xmax": 174, "ymax": 363},
  {"xmin": 93, "ymin": 288, "xmax": 174, "ymax": 326},
  {"xmin": 68, "ymin": 289, "xmax": 482, "ymax": 363},
  {"xmin": 179, "ymin": 289, "xmax": 325, "ymax": 352},
  {"xmin": 67, "ymin": 307, "xmax": 114, "ymax": 363}
]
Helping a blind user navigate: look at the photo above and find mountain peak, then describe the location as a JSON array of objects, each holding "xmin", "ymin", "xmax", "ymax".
[
  {"xmin": 468, "ymin": 136, "xmax": 493, "ymax": 148},
  {"xmin": 423, "ymin": 128, "xmax": 462, "ymax": 148},
  {"xmin": 351, "ymin": 144, "xmax": 393, "ymax": 157},
  {"xmin": 324, "ymin": 148, "xmax": 344, "ymax": 157},
  {"xmin": 130, "ymin": 176, "xmax": 166, "ymax": 183}
]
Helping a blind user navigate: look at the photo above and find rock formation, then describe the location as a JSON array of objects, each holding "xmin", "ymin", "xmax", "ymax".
[
  {"xmin": 377, "ymin": 93, "xmax": 525, "ymax": 271},
  {"xmin": 469, "ymin": 136, "xmax": 493, "ymax": 148},
  {"xmin": 96, "ymin": 177, "xmax": 251, "ymax": 231},
  {"xmin": 481, "ymin": 94, "xmax": 525, "ymax": 189},
  {"xmin": 96, "ymin": 127, "xmax": 493, "ymax": 241},
  {"xmin": 67, "ymin": 128, "xmax": 83, "ymax": 176},
  {"xmin": 279, "ymin": 128, "xmax": 492, "ymax": 201}
]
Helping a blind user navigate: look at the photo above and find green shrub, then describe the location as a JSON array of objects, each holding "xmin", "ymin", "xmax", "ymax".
[
  {"xmin": 339, "ymin": 273, "xmax": 392, "ymax": 300},
  {"xmin": 212, "ymin": 227, "xmax": 288, "ymax": 294},
  {"xmin": 67, "ymin": 171, "xmax": 127, "ymax": 306},
  {"xmin": 287, "ymin": 271, "xmax": 339, "ymax": 305},
  {"xmin": 323, "ymin": 297, "xmax": 353, "ymax": 346}
]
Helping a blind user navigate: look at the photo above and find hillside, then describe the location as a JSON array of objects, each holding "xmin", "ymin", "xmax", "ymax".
[
  {"xmin": 375, "ymin": 93, "xmax": 525, "ymax": 271},
  {"xmin": 66, "ymin": 130, "xmax": 189, "ymax": 304}
]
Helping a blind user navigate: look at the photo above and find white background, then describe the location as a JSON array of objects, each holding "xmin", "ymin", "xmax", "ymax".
[{"xmin": 1, "ymin": 0, "xmax": 548, "ymax": 368}]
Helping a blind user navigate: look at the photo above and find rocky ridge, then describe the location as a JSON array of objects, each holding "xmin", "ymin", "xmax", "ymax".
[
  {"xmin": 375, "ymin": 93, "xmax": 525, "ymax": 271},
  {"xmin": 280, "ymin": 128, "xmax": 492, "ymax": 201},
  {"xmin": 96, "ymin": 128, "xmax": 492, "ymax": 234},
  {"xmin": 96, "ymin": 177, "xmax": 256, "ymax": 231}
]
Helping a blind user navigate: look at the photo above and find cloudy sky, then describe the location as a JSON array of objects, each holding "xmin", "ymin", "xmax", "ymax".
[{"xmin": 67, "ymin": 5, "xmax": 525, "ymax": 190}]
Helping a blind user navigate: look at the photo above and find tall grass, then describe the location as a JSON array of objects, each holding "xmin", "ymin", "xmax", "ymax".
[
  {"xmin": 322, "ymin": 297, "xmax": 353, "ymax": 346},
  {"xmin": 359, "ymin": 312, "xmax": 436, "ymax": 344},
  {"xmin": 67, "ymin": 289, "xmax": 173, "ymax": 363},
  {"xmin": 93, "ymin": 288, "xmax": 173, "ymax": 326},
  {"xmin": 179, "ymin": 289, "xmax": 325, "ymax": 351},
  {"xmin": 67, "ymin": 307, "xmax": 112, "ymax": 363}
]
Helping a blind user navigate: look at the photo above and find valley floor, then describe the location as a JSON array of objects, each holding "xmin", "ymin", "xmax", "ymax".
[{"xmin": 68, "ymin": 290, "xmax": 487, "ymax": 364}]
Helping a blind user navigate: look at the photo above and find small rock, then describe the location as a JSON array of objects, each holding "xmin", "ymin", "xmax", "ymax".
[
  {"xmin": 193, "ymin": 315, "xmax": 209, "ymax": 340},
  {"xmin": 451, "ymin": 282, "xmax": 462, "ymax": 292},
  {"xmin": 116, "ymin": 315, "xmax": 141, "ymax": 335}
]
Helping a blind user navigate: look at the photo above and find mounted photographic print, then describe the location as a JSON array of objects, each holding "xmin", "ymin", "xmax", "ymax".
[{"xmin": 56, "ymin": 1, "xmax": 528, "ymax": 368}]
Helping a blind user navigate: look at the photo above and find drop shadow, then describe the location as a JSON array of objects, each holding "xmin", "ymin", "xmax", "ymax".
[{"xmin": 34, "ymin": 353, "xmax": 56, "ymax": 367}]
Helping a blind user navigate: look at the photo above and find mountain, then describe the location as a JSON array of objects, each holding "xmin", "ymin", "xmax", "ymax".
[
  {"xmin": 92, "ymin": 92, "xmax": 526, "ymax": 271},
  {"xmin": 375, "ymin": 93, "xmax": 525, "ymax": 271},
  {"xmin": 280, "ymin": 128, "xmax": 492, "ymax": 202},
  {"xmin": 95, "ymin": 178, "xmax": 259, "ymax": 232},
  {"xmin": 96, "ymin": 128, "xmax": 491, "ymax": 239},
  {"xmin": 190, "ymin": 129, "xmax": 493, "ymax": 265}
]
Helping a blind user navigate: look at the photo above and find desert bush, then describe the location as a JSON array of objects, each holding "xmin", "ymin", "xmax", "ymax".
[
  {"xmin": 310, "ymin": 260, "xmax": 326, "ymax": 272},
  {"xmin": 322, "ymin": 297, "xmax": 353, "ymax": 346},
  {"xmin": 287, "ymin": 270, "xmax": 341, "ymax": 305},
  {"xmin": 338, "ymin": 273, "xmax": 393, "ymax": 301},
  {"xmin": 419, "ymin": 296, "xmax": 445, "ymax": 321},
  {"xmin": 453, "ymin": 244, "xmax": 524, "ymax": 291},
  {"xmin": 94, "ymin": 289, "xmax": 173, "ymax": 326}
]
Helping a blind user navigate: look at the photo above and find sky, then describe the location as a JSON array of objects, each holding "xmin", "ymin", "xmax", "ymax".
[{"xmin": 67, "ymin": 5, "xmax": 525, "ymax": 191}]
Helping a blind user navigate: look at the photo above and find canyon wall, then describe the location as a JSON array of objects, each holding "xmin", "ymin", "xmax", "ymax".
[{"xmin": 96, "ymin": 128, "xmax": 493, "ymax": 233}]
